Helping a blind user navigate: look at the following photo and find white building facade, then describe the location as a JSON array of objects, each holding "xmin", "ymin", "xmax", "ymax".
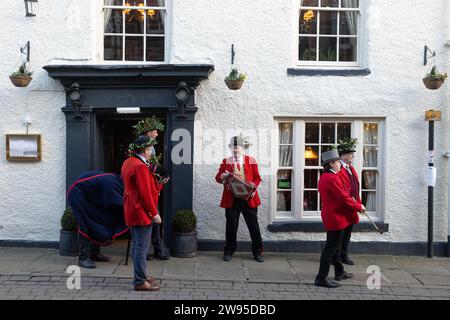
[{"xmin": 0, "ymin": 0, "xmax": 449, "ymax": 255}]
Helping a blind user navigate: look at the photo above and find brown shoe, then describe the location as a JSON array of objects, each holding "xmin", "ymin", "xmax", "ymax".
[
  {"xmin": 134, "ymin": 280, "xmax": 160, "ymax": 291},
  {"xmin": 146, "ymin": 276, "xmax": 157, "ymax": 284}
]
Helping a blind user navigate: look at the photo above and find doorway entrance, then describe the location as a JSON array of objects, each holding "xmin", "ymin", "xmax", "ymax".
[{"xmin": 96, "ymin": 112, "xmax": 167, "ymax": 248}]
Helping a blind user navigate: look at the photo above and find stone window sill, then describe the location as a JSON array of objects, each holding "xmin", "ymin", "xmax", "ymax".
[
  {"xmin": 268, "ymin": 221, "xmax": 388, "ymax": 233},
  {"xmin": 287, "ymin": 68, "xmax": 371, "ymax": 77}
]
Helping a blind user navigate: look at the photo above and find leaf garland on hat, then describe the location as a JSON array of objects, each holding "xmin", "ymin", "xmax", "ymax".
[{"xmin": 132, "ymin": 116, "xmax": 165, "ymax": 137}]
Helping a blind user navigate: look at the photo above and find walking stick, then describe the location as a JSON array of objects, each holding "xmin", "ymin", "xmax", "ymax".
[{"xmin": 362, "ymin": 211, "xmax": 384, "ymax": 235}]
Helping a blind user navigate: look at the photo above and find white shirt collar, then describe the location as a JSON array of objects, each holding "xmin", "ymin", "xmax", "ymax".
[
  {"xmin": 136, "ymin": 153, "xmax": 148, "ymax": 164},
  {"xmin": 234, "ymin": 155, "xmax": 244, "ymax": 164},
  {"xmin": 330, "ymin": 169, "xmax": 337, "ymax": 174}
]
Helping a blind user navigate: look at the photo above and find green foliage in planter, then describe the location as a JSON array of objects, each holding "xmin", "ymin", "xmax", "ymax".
[
  {"xmin": 172, "ymin": 209, "xmax": 197, "ymax": 233},
  {"xmin": 424, "ymin": 66, "xmax": 447, "ymax": 81},
  {"xmin": 225, "ymin": 67, "xmax": 247, "ymax": 81},
  {"xmin": 10, "ymin": 62, "xmax": 33, "ymax": 78},
  {"xmin": 61, "ymin": 207, "xmax": 78, "ymax": 232}
]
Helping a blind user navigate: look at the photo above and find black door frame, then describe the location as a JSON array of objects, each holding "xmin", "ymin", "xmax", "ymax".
[{"xmin": 45, "ymin": 64, "xmax": 214, "ymax": 248}]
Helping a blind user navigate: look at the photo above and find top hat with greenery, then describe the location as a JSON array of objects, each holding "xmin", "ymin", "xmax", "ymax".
[
  {"xmin": 128, "ymin": 136, "xmax": 156, "ymax": 154},
  {"xmin": 337, "ymin": 137, "xmax": 358, "ymax": 156},
  {"xmin": 132, "ymin": 116, "xmax": 165, "ymax": 137}
]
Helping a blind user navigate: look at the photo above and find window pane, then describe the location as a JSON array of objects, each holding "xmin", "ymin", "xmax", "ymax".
[
  {"xmin": 363, "ymin": 147, "xmax": 378, "ymax": 167},
  {"xmin": 299, "ymin": 10, "xmax": 317, "ymax": 34},
  {"xmin": 304, "ymin": 169, "xmax": 318, "ymax": 189},
  {"xmin": 319, "ymin": 37, "xmax": 337, "ymax": 61},
  {"xmin": 339, "ymin": 38, "xmax": 357, "ymax": 62},
  {"xmin": 305, "ymin": 123, "xmax": 319, "ymax": 143},
  {"xmin": 321, "ymin": 123, "xmax": 335, "ymax": 143},
  {"xmin": 146, "ymin": 10, "xmax": 165, "ymax": 34},
  {"xmin": 126, "ymin": 0, "xmax": 144, "ymax": 5},
  {"xmin": 364, "ymin": 123, "xmax": 379, "ymax": 144},
  {"xmin": 304, "ymin": 191, "xmax": 318, "ymax": 211},
  {"xmin": 146, "ymin": 37, "xmax": 164, "ymax": 61},
  {"xmin": 125, "ymin": 10, "xmax": 144, "ymax": 34},
  {"xmin": 125, "ymin": 36, "xmax": 144, "ymax": 60},
  {"xmin": 279, "ymin": 123, "xmax": 293, "ymax": 144},
  {"xmin": 299, "ymin": 37, "xmax": 317, "ymax": 61},
  {"xmin": 362, "ymin": 191, "xmax": 376, "ymax": 212},
  {"xmin": 277, "ymin": 192, "xmax": 292, "ymax": 212},
  {"xmin": 105, "ymin": 0, "xmax": 123, "ymax": 5},
  {"xmin": 362, "ymin": 171, "xmax": 377, "ymax": 190},
  {"xmin": 301, "ymin": 0, "xmax": 319, "ymax": 6},
  {"xmin": 337, "ymin": 123, "xmax": 351, "ymax": 141},
  {"xmin": 147, "ymin": 0, "xmax": 165, "ymax": 6},
  {"xmin": 104, "ymin": 9, "xmax": 123, "ymax": 33},
  {"xmin": 321, "ymin": 0, "xmax": 338, "ymax": 7},
  {"xmin": 305, "ymin": 146, "xmax": 319, "ymax": 166},
  {"xmin": 278, "ymin": 170, "xmax": 292, "ymax": 190},
  {"xmin": 340, "ymin": 11, "xmax": 358, "ymax": 35},
  {"xmin": 104, "ymin": 36, "xmax": 123, "ymax": 60},
  {"xmin": 279, "ymin": 146, "xmax": 293, "ymax": 167},
  {"xmin": 319, "ymin": 11, "xmax": 337, "ymax": 35},
  {"xmin": 342, "ymin": 0, "xmax": 359, "ymax": 8}
]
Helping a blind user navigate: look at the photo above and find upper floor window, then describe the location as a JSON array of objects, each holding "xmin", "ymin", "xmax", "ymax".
[
  {"xmin": 298, "ymin": 0, "xmax": 362, "ymax": 67},
  {"xmin": 103, "ymin": 0, "xmax": 167, "ymax": 62}
]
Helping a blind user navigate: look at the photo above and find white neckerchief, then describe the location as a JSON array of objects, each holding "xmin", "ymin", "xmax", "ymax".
[
  {"xmin": 340, "ymin": 160, "xmax": 352, "ymax": 175},
  {"xmin": 234, "ymin": 155, "xmax": 244, "ymax": 165}
]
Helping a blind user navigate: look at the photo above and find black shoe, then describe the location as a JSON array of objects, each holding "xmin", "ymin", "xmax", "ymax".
[
  {"xmin": 154, "ymin": 253, "xmax": 170, "ymax": 260},
  {"xmin": 146, "ymin": 255, "xmax": 153, "ymax": 261},
  {"xmin": 315, "ymin": 278, "xmax": 340, "ymax": 288},
  {"xmin": 335, "ymin": 272, "xmax": 353, "ymax": 281},
  {"xmin": 91, "ymin": 254, "xmax": 110, "ymax": 262},
  {"xmin": 341, "ymin": 255, "xmax": 354, "ymax": 265},
  {"xmin": 254, "ymin": 255, "xmax": 264, "ymax": 263},
  {"xmin": 78, "ymin": 258, "xmax": 96, "ymax": 269},
  {"xmin": 223, "ymin": 254, "xmax": 232, "ymax": 262}
]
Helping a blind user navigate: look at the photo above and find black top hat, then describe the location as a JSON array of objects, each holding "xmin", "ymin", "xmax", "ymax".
[
  {"xmin": 128, "ymin": 136, "xmax": 154, "ymax": 153},
  {"xmin": 321, "ymin": 149, "xmax": 341, "ymax": 166}
]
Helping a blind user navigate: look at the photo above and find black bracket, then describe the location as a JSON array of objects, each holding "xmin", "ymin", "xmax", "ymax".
[
  {"xmin": 231, "ymin": 44, "xmax": 235, "ymax": 65},
  {"xmin": 424, "ymin": 45, "xmax": 436, "ymax": 66},
  {"xmin": 24, "ymin": 0, "xmax": 38, "ymax": 17},
  {"xmin": 20, "ymin": 41, "xmax": 31, "ymax": 62}
]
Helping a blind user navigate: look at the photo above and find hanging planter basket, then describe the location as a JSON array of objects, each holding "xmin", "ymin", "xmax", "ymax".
[
  {"xmin": 10, "ymin": 76, "xmax": 32, "ymax": 88},
  {"xmin": 423, "ymin": 78, "xmax": 444, "ymax": 90},
  {"xmin": 225, "ymin": 79, "xmax": 244, "ymax": 90}
]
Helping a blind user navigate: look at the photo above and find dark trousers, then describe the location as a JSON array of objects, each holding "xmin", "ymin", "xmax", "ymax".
[
  {"xmin": 339, "ymin": 224, "xmax": 353, "ymax": 257},
  {"xmin": 79, "ymin": 236, "xmax": 100, "ymax": 261},
  {"xmin": 224, "ymin": 198, "xmax": 263, "ymax": 257},
  {"xmin": 151, "ymin": 222, "xmax": 167, "ymax": 256},
  {"xmin": 130, "ymin": 225, "xmax": 153, "ymax": 286},
  {"xmin": 316, "ymin": 230, "xmax": 345, "ymax": 280}
]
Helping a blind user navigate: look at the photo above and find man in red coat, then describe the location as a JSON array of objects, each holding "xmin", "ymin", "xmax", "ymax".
[
  {"xmin": 315, "ymin": 149, "xmax": 366, "ymax": 288},
  {"xmin": 337, "ymin": 138, "xmax": 361, "ymax": 265},
  {"xmin": 121, "ymin": 136, "xmax": 162, "ymax": 291},
  {"xmin": 215, "ymin": 136, "xmax": 264, "ymax": 262}
]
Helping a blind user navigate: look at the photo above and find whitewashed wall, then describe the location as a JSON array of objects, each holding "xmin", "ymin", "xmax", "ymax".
[{"xmin": 0, "ymin": 0, "xmax": 448, "ymax": 244}]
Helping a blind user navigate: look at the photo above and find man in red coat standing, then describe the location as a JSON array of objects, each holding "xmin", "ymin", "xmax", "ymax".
[
  {"xmin": 337, "ymin": 138, "xmax": 361, "ymax": 266},
  {"xmin": 215, "ymin": 136, "xmax": 264, "ymax": 262},
  {"xmin": 315, "ymin": 149, "xmax": 366, "ymax": 288},
  {"xmin": 121, "ymin": 136, "xmax": 162, "ymax": 291}
]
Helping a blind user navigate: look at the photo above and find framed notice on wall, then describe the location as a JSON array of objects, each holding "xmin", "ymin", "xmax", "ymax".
[{"xmin": 6, "ymin": 134, "xmax": 41, "ymax": 162}]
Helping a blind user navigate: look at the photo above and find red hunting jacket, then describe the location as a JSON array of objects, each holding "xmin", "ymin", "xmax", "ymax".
[
  {"xmin": 318, "ymin": 171, "xmax": 362, "ymax": 231},
  {"xmin": 337, "ymin": 164, "xmax": 362, "ymax": 225},
  {"xmin": 121, "ymin": 156, "xmax": 159, "ymax": 227},
  {"xmin": 215, "ymin": 155, "xmax": 262, "ymax": 208}
]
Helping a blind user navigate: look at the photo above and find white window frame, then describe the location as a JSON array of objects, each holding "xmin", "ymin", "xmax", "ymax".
[
  {"xmin": 297, "ymin": 0, "xmax": 365, "ymax": 68},
  {"xmin": 100, "ymin": 0, "xmax": 171, "ymax": 63},
  {"xmin": 271, "ymin": 116, "xmax": 386, "ymax": 223}
]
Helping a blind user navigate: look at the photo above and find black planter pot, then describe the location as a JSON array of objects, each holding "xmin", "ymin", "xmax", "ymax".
[
  {"xmin": 59, "ymin": 230, "xmax": 79, "ymax": 257},
  {"xmin": 171, "ymin": 231, "xmax": 198, "ymax": 258}
]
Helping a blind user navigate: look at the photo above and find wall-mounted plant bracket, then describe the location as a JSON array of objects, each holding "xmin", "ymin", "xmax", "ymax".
[
  {"xmin": 424, "ymin": 45, "xmax": 436, "ymax": 66},
  {"xmin": 20, "ymin": 41, "xmax": 31, "ymax": 62},
  {"xmin": 231, "ymin": 44, "xmax": 235, "ymax": 65}
]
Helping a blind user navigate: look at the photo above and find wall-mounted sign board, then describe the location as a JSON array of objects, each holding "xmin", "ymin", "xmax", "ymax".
[{"xmin": 6, "ymin": 134, "xmax": 41, "ymax": 162}]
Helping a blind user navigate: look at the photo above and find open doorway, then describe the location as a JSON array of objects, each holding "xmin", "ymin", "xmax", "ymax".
[{"xmin": 96, "ymin": 113, "xmax": 167, "ymax": 252}]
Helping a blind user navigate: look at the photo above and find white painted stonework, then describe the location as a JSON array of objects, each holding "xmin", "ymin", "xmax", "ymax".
[{"xmin": 0, "ymin": 0, "xmax": 449, "ymax": 245}]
